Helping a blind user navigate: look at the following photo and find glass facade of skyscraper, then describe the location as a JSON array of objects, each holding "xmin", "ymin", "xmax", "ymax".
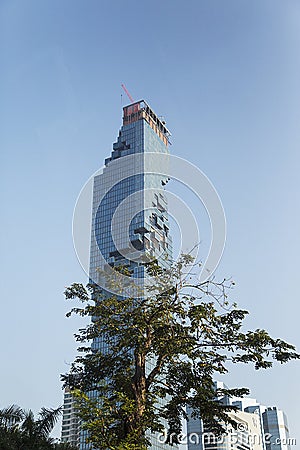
[{"xmin": 89, "ymin": 100, "xmax": 172, "ymax": 293}]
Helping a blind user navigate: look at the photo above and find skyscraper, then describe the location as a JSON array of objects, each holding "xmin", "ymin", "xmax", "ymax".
[
  {"xmin": 79, "ymin": 100, "xmax": 174, "ymax": 449},
  {"xmin": 89, "ymin": 100, "xmax": 172, "ymax": 295},
  {"xmin": 262, "ymin": 407, "xmax": 291, "ymax": 450},
  {"xmin": 61, "ymin": 388, "xmax": 81, "ymax": 447}
]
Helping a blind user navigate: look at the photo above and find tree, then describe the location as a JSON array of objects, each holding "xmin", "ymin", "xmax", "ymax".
[
  {"xmin": 62, "ymin": 257, "xmax": 299, "ymax": 449},
  {"xmin": 0, "ymin": 404, "xmax": 78, "ymax": 450}
]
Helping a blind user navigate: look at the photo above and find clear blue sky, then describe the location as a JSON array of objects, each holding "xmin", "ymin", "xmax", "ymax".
[{"xmin": 1, "ymin": 0, "xmax": 299, "ymax": 443}]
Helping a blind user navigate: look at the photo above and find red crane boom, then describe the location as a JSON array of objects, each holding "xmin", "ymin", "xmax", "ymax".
[{"xmin": 121, "ymin": 84, "xmax": 134, "ymax": 103}]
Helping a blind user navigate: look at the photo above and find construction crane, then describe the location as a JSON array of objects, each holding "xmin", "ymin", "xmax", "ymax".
[{"xmin": 121, "ymin": 83, "xmax": 134, "ymax": 103}]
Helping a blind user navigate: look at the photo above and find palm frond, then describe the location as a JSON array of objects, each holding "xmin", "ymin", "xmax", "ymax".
[
  {"xmin": 0, "ymin": 405, "xmax": 24, "ymax": 428},
  {"xmin": 36, "ymin": 406, "xmax": 63, "ymax": 437},
  {"xmin": 20, "ymin": 409, "xmax": 35, "ymax": 436}
]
